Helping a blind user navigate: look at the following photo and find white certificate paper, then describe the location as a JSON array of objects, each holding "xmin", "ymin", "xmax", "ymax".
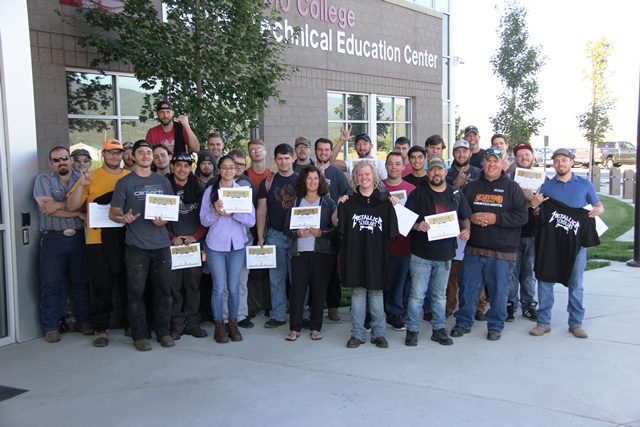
[
  {"xmin": 170, "ymin": 243, "xmax": 202, "ymax": 270},
  {"xmin": 393, "ymin": 203, "xmax": 419, "ymax": 237},
  {"xmin": 425, "ymin": 210, "xmax": 460, "ymax": 241},
  {"xmin": 289, "ymin": 206, "xmax": 321, "ymax": 229},
  {"xmin": 584, "ymin": 204, "xmax": 608, "ymax": 236},
  {"xmin": 514, "ymin": 167, "xmax": 545, "ymax": 191},
  {"xmin": 246, "ymin": 245, "xmax": 276, "ymax": 269},
  {"xmin": 144, "ymin": 194, "xmax": 180, "ymax": 221},
  {"xmin": 389, "ymin": 190, "xmax": 408, "ymax": 206},
  {"xmin": 88, "ymin": 203, "xmax": 124, "ymax": 229},
  {"xmin": 218, "ymin": 188, "xmax": 253, "ymax": 213}
]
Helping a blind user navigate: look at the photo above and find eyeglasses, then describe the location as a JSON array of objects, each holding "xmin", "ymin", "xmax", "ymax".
[
  {"xmin": 235, "ymin": 163, "xmax": 246, "ymax": 169},
  {"xmin": 250, "ymin": 147, "xmax": 265, "ymax": 154},
  {"xmin": 75, "ymin": 158, "xmax": 91, "ymax": 163},
  {"xmin": 219, "ymin": 166, "xmax": 236, "ymax": 171},
  {"xmin": 104, "ymin": 150, "xmax": 123, "ymax": 156},
  {"xmin": 51, "ymin": 156, "xmax": 70, "ymax": 163}
]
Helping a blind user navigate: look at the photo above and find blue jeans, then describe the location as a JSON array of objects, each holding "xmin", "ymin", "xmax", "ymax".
[
  {"xmin": 509, "ymin": 237, "xmax": 537, "ymax": 310},
  {"xmin": 455, "ymin": 254, "xmax": 515, "ymax": 332},
  {"xmin": 537, "ymin": 247, "xmax": 587, "ymax": 328},
  {"xmin": 207, "ymin": 248, "xmax": 245, "ymax": 321},
  {"xmin": 351, "ymin": 287, "xmax": 385, "ymax": 340},
  {"xmin": 384, "ymin": 255, "xmax": 410, "ymax": 317},
  {"xmin": 39, "ymin": 233, "xmax": 91, "ymax": 332},
  {"xmin": 407, "ymin": 256, "xmax": 449, "ymax": 331},
  {"xmin": 265, "ymin": 228, "xmax": 291, "ymax": 322}
]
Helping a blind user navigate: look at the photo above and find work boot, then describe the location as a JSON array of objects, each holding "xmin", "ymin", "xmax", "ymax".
[
  {"xmin": 328, "ymin": 307, "xmax": 341, "ymax": 321},
  {"xmin": 227, "ymin": 319, "xmax": 243, "ymax": 342},
  {"xmin": 506, "ymin": 302, "xmax": 515, "ymax": 322},
  {"xmin": 93, "ymin": 331, "xmax": 109, "ymax": 347},
  {"xmin": 405, "ymin": 330, "xmax": 418, "ymax": 346},
  {"xmin": 214, "ymin": 320, "xmax": 229, "ymax": 343}
]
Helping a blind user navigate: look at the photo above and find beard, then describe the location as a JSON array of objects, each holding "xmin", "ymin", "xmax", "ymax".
[
  {"xmin": 428, "ymin": 175, "xmax": 445, "ymax": 187},
  {"xmin": 358, "ymin": 149, "xmax": 371, "ymax": 158},
  {"xmin": 454, "ymin": 159, "xmax": 469, "ymax": 168}
]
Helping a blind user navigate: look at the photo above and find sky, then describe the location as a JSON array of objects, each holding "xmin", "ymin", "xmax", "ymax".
[{"xmin": 453, "ymin": 0, "xmax": 639, "ymax": 150}]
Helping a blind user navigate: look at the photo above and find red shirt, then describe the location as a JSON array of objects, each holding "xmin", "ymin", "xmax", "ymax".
[
  {"xmin": 246, "ymin": 167, "xmax": 272, "ymax": 192},
  {"xmin": 383, "ymin": 179, "xmax": 415, "ymax": 256},
  {"xmin": 145, "ymin": 125, "xmax": 189, "ymax": 153}
]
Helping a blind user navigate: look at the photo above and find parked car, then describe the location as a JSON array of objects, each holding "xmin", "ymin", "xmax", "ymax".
[
  {"xmin": 533, "ymin": 148, "xmax": 553, "ymax": 167},
  {"xmin": 574, "ymin": 141, "xmax": 636, "ymax": 169}
]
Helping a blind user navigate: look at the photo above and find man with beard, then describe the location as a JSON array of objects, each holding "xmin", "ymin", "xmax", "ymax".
[
  {"xmin": 67, "ymin": 139, "xmax": 130, "ymax": 347},
  {"xmin": 293, "ymin": 136, "xmax": 315, "ymax": 173},
  {"xmin": 404, "ymin": 158, "xmax": 471, "ymax": 346},
  {"xmin": 122, "ymin": 142, "xmax": 136, "ymax": 171},
  {"xmin": 145, "ymin": 100, "xmax": 200, "ymax": 154},
  {"xmin": 329, "ymin": 127, "xmax": 387, "ymax": 180},
  {"xmin": 464, "ymin": 125, "xmax": 485, "ymax": 169},
  {"xmin": 34, "ymin": 146, "xmax": 91, "ymax": 343},
  {"xmin": 447, "ymin": 140, "xmax": 481, "ymax": 190},
  {"xmin": 196, "ymin": 150, "xmax": 218, "ymax": 186}
]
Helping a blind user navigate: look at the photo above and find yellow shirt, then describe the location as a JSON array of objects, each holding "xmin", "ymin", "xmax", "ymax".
[{"xmin": 68, "ymin": 168, "xmax": 130, "ymax": 244}]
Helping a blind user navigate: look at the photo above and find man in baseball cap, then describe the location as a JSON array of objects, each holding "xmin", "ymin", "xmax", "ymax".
[
  {"xmin": 463, "ymin": 125, "xmax": 485, "ymax": 169},
  {"xmin": 71, "ymin": 148, "xmax": 92, "ymax": 173},
  {"xmin": 293, "ymin": 136, "xmax": 315, "ymax": 173},
  {"xmin": 145, "ymin": 100, "xmax": 200, "ymax": 154}
]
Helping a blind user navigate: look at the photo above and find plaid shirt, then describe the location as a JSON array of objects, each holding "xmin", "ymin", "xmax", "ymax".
[{"xmin": 33, "ymin": 170, "xmax": 84, "ymax": 232}]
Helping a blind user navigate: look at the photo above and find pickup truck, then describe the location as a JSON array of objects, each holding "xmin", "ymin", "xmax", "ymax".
[{"xmin": 574, "ymin": 141, "xmax": 636, "ymax": 169}]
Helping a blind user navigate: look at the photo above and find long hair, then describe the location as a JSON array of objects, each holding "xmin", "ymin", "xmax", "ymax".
[
  {"xmin": 209, "ymin": 155, "xmax": 237, "ymax": 206},
  {"xmin": 350, "ymin": 161, "xmax": 382, "ymax": 192},
  {"xmin": 295, "ymin": 165, "xmax": 329, "ymax": 198}
]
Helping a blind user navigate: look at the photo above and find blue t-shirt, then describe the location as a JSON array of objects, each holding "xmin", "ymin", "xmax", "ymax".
[
  {"xmin": 540, "ymin": 173, "xmax": 599, "ymax": 208},
  {"xmin": 257, "ymin": 172, "xmax": 298, "ymax": 231}
]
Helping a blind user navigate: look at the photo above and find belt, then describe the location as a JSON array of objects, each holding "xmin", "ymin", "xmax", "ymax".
[{"xmin": 42, "ymin": 229, "xmax": 83, "ymax": 236}]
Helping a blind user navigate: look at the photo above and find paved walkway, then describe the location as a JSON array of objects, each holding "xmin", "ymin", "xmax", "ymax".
[{"xmin": 1, "ymin": 261, "xmax": 640, "ymax": 426}]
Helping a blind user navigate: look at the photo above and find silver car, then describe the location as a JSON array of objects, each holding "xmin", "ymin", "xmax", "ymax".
[{"xmin": 533, "ymin": 148, "xmax": 553, "ymax": 167}]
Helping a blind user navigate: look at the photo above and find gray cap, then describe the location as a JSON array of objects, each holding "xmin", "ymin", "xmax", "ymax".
[
  {"xmin": 427, "ymin": 157, "xmax": 447, "ymax": 171},
  {"xmin": 552, "ymin": 148, "xmax": 574, "ymax": 160},
  {"xmin": 452, "ymin": 140, "xmax": 470, "ymax": 151},
  {"xmin": 71, "ymin": 149, "xmax": 91, "ymax": 159}
]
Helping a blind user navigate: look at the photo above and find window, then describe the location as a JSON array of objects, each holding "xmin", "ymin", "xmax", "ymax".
[
  {"xmin": 327, "ymin": 92, "xmax": 411, "ymax": 161},
  {"xmin": 66, "ymin": 70, "xmax": 157, "ymax": 166}
]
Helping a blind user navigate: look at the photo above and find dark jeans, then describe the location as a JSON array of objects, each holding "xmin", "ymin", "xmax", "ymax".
[
  {"xmin": 39, "ymin": 233, "xmax": 90, "ymax": 332},
  {"xmin": 325, "ymin": 255, "xmax": 342, "ymax": 309},
  {"xmin": 125, "ymin": 245, "xmax": 172, "ymax": 341},
  {"xmin": 384, "ymin": 255, "xmax": 410, "ymax": 317},
  {"xmin": 171, "ymin": 265, "xmax": 203, "ymax": 330},
  {"xmin": 290, "ymin": 252, "xmax": 335, "ymax": 332},
  {"xmin": 87, "ymin": 244, "xmax": 127, "ymax": 332}
]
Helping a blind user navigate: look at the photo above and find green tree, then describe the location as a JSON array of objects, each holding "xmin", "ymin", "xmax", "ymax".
[
  {"xmin": 60, "ymin": 0, "xmax": 297, "ymax": 149},
  {"xmin": 489, "ymin": 0, "xmax": 545, "ymax": 146},
  {"xmin": 577, "ymin": 37, "xmax": 615, "ymax": 174}
]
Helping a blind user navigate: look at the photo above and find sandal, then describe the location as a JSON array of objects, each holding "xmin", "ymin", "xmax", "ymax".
[
  {"xmin": 310, "ymin": 330, "xmax": 322, "ymax": 340},
  {"xmin": 285, "ymin": 331, "xmax": 300, "ymax": 341}
]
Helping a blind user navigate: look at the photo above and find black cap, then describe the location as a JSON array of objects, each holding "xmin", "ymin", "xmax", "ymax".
[
  {"xmin": 171, "ymin": 152, "xmax": 193, "ymax": 164},
  {"xmin": 197, "ymin": 150, "xmax": 215, "ymax": 168},
  {"xmin": 464, "ymin": 125, "xmax": 479, "ymax": 137},
  {"xmin": 123, "ymin": 142, "xmax": 134, "ymax": 149},
  {"xmin": 71, "ymin": 148, "xmax": 91, "ymax": 159},
  {"xmin": 355, "ymin": 133, "xmax": 371, "ymax": 143},
  {"xmin": 156, "ymin": 100, "xmax": 174, "ymax": 111},
  {"xmin": 551, "ymin": 148, "xmax": 574, "ymax": 160},
  {"xmin": 132, "ymin": 140, "xmax": 153, "ymax": 154}
]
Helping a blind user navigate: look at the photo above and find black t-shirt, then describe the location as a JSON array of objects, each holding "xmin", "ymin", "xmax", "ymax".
[
  {"xmin": 403, "ymin": 174, "xmax": 428, "ymax": 187},
  {"xmin": 534, "ymin": 198, "xmax": 600, "ymax": 286},
  {"xmin": 257, "ymin": 172, "xmax": 298, "ymax": 231},
  {"xmin": 470, "ymin": 149, "xmax": 486, "ymax": 169}
]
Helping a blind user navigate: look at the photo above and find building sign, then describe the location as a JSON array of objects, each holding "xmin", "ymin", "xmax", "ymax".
[{"xmin": 59, "ymin": 0, "xmax": 124, "ymax": 12}]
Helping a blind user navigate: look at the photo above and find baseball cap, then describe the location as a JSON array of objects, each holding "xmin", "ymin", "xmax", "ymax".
[
  {"xmin": 427, "ymin": 157, "xmax": 447, "ymax": 171},
  {"xmin": 71, "ymin": 149, "xmax": 91, "ymax": 159},
  {"xmin": 132, "ymin": 139, "xmax": 153, "ymax": 154},
  {"xmin": 123, "ymin": 142, "xmax": 134, "ymax": 149},
  {"xmin": 354, "ymin": 133, "xmax": 371, "ymax": 143},
  {"xmin": 171, "ymin": 152, "xmax": 193, "ymax": 164},
  {"xmin": 464, "ymin": 125, "xmax": 479, "ymax": 137},
  {"xmin": 295, "ymin": 136, "xmax": 310, "ymax": 147},
  {"xmin": 102, "ymin": 139, "xmax": 123, "ymax": 151},
  {"xmin": 484, "ymin": 148, "xmax": 503, "ymax": 160},
  {"xmin": 551, "ymin": 148, "xmax": 574, "ymax": 160},
  {"xmin": 156, "ymin": 100, "xmax": 174, "ymax": 111},
  {"xmin": 452, "ymin": 140, "xmax": 470, "ymax": 151},
  {"xmin": 513, "ymin": 142, "xmax": 533, "ymax": 154}
]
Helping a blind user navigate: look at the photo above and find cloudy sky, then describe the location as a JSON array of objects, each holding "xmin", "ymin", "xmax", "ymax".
[{"xmin": 453, "ymin": 0, "xmax": 639, "ymax": 149}]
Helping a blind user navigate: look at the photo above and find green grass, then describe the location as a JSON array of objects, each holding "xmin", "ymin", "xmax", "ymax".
[{"xmin": 586, "ymin": 195, "xmax": 635, "ymax": 269}]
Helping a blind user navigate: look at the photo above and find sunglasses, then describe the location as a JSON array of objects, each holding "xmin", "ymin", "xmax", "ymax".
[
  {"xmin": 51, "ymin": 156, "xmax": 70, "ymax": 163},
  {"xmin": 485, "ymin": 148, "xmax": 503, "ymax": 156}
]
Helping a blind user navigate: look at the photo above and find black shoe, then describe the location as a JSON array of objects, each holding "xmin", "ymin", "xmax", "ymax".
[
  {"xmin": 371, "ymin": 336, "xmax": 389, "ymax": 348},
  {"xmin": 487, "ymin": 329, "xmax": 501, "ymax": 341},
  {"xmin": 445, "ymin": 310, "xmax": 452, "ymax": 319},
  {"xmin": 506, "ymin": 302, "xmax": 515, "ymax": 322},
  {"xmin": 364, "ymin": 321, "xmax": 371, "ymax": 332},
  {"xmin": 170, "ymin": 327, "xmax": 183, "ymax": 340},
  {"xmin": 237, "ymin": 318, "xmax": 255, "ymax": 329},
  {"xmin": 423, "ymin": 312, "xmax": 433, "ymax": 322},
  {"xmin": 523, "ymin": 302, "xmax": 538, "ymax": 321},
  {"xmin": 184, "ymin": 325, "xmax": 208, "ymax": 338},
  {"xmin": 302, "ymin": 318, "xmax": 311, "ymax": 329},
  {"xmin": 431, "ymin": 328, "xmax": 453, "ymax": 345},
  {"xmin": 475, "ymin": 310, "xmax": 486, "ymax": 321},
  {"xmin": 264, "ymin": 318, "xmax": 286, "ymax": 328},
  {"xmin": 450, "ymin": 325, "xmax": 471, "ymax": 338},
  {"xmin": 387, "ymin": 315, "xmax": 406, "ymax": 331},
  {"xmin": 346, "ymin": 336, "xmax": 365, "ymax": 348},
  {"xmin": 405, "ymin": 330, "xmax": 418, "ymax": 346}
]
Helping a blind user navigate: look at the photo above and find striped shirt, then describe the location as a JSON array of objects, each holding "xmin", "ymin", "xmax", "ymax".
[{"xmin": 33, "ymin": 170, "xmax": 84, "ymax": 232}]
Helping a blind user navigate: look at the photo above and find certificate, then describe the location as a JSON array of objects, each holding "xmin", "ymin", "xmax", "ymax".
[
  {"xmin": 289, "ymin": 206, "xmax": 321, "ymax": 229},
  {"xmin": 88, "ymin": 203, "xmax": 124, "ymax": 228},
  {"xmin": 389, "ymin": 190, "xmax": 408, "ymax": 206},
  {"xmin": 393, "ymin": 203, "xmax": 419, "ymax": 237},
  {"xmin": 425, "ymin": 210, "xmax": 460, "ymax": 241},
  {"xmin": 514, "ymin": 167, "xmax": 545, "ymax": 191},
  {"xmin": 144, "ymin": 194, "xmax": 180, "ymax": 221},
  {"xmin": 218, "ymin": 188, "xmax": 253, "ymax": 213},
  {"xmin": 349, "ymin": 158, "xmax": 376, "ymax": 170},
  {"xmin": 584, "ymin": 204, "xmax": 608, "ymax": 236},
  {"xmin": 246, "ymin": 245, "xmax": 276, "ymax": 269},
  {"xmin": 170, "ymin": 243, "xmax": 202, "ymax": 270}
]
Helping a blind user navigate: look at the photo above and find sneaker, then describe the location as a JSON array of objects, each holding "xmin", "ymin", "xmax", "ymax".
[
  {"xmin": 237, "ymin": 318, "xmax": 255, "ymax": 329},
  {"xmin": 328, "ymin": 308, "xmax": 341, "ymax": 321},
  {"xmin": 264, "ymin": 318, "xmax": 286, "ymax": 328},
  {"xmin": 93, "ymin": 331, "xmax": 109, "ymax": 348},
  {"xmin": 431, "ymin": 328, "xmax": 453, "ymax": 345},
  {"xmin": 134, "ymin": 339, "xmax": 152, "ymax": 351},
  {"xmin": 569, "ymin": 327, "xmax": 588, "ymax": 339},
  {"xmin": 45, "ymin": 330, "xmax": 61, "ymax": 343},
  {"xmin": 450, "ymin": 325, "xmax": 471, "ymax": 338},
  {"xmin": 487, "ymin": 329, "xmax": 501, "ymax": 341},
  {"xmin": 79, "ymin": 323, "xmax": 95, "ymax": 336},
  {"xmin": 405, "ymin": 330, "xmax": 418, "ymax": 346},
  {"xmin": 529, "ymin": 325, "xmax": 551, "ymax": 336},
  {"xmin": 371, "ymin": 336, "xmax": 389, "ymax": 348},
  {"xmin": 157, "ymin": 335, "xmax": 175, "ymax": 347},
  {"xmin": 506, "ymin": 302, "xmax": 515, "ymax": 322},
  {"xmin": 387, "ymin": 315, "xmax": 406, "ymax": 331},
  {"xmin": 346, "ymin": 336, "xmax": 365, "ymax": 348},
  {"xmin": 475, "ymin": 310, "xmax": 486, "ymax": 321},
  {"xmin": 423, "ymin": 312, "xmax": 433, "ymax": 322},
  {"xmin": 522, "ymin": 302, "xmax": 538, "ymax": 321},
  {"xmin": 184, "ymin": 325, "xmax": 208, "ymax": 338},
  {"xmin": 170, "ymin": 327, "xmax": 184, "ymax": 340}
]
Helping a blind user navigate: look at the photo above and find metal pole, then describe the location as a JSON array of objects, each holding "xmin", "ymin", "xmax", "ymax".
[{"xmin": 627, "ymin": 69, "xmax": 640, "ymax": 267}]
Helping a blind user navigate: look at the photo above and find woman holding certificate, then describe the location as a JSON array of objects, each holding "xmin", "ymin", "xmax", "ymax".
[
  {"xmin": 284, "ymin": 166, "xmax": 338, "ymax": 341},
  {"xmin": 200, "ymin": 156, "xmax": 256, "ymax": 344}
]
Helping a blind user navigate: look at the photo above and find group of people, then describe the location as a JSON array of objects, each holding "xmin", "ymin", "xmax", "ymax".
[{"xmin": 33, "ymin": 99, "xmax": 603, "ymax": 351}]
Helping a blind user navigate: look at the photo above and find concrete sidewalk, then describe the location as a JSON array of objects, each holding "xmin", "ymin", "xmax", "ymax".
[{"xmin": 1, "ymin": 263, "xmax": 639, "ymax": 426}]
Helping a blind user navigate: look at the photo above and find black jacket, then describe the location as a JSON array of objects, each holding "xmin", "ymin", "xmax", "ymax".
[{"xmin": 285, "ymin": 195, "xmax": 338, "ymax": 256}]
